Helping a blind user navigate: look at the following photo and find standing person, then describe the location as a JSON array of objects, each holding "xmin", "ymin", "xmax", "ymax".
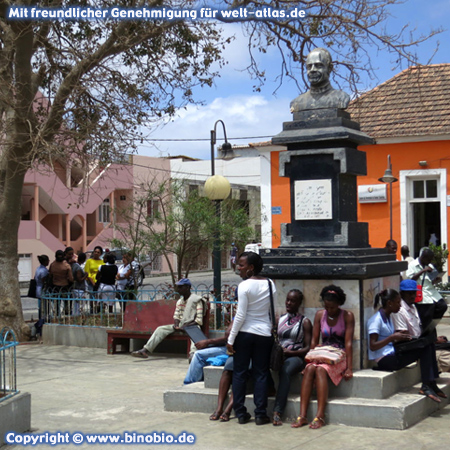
[
  {"xmin": 48, "ymin": 250, "xmax": 74, "ymax": 316},
  {"xmin": 400, "ymin": 245, "xmax": 414, "ymax": 280},
  {"xmin": 272, "ymin": 289, "xmax": 312, "ymax": 426},
  {"xmin": 49, "ymin": 250, "xmax": 74, "ymax": 291},
  {"xmin": 131, "ymin": 278, "xmax": 205, "ymax": 358},
  {"xmin": 368, "ymin": 288, "xmax": 442, "ymax": 403},
  {"xmin": 291, "ymin": 285, "xmax": 354, "ymax": 429},
  {"xmin": 35, "ymin": 255, "xmax": 49, "ymax": 320},
  {"xmin": 385, "ymin": 239, "xmax": 398, "ymax": 257},
  {"xmin": 84, "ymin": 246, "xmax": 105, "ymax": 292},
  {"xmin": 97, "ymin": 253, "xmax": 118, "ymax": 313},
  {"xmin": 116, "ymin": 252, "xmax": 134, "ymax": 311},
  {"xmin": 226, "ymin": 251, "xmax": 274, "ymax": 426},
  {"xmin": 406, "ymin": 247, "xmax": 448, "ymax": 334},
  {"xmin": 84, "ymin": 246, "xmax": 104, "ymax": 312},
  {"xmin": 71, "ymin": 253, "xmax": 87, "ymax": 316},
  {"xmin": 230, "ymin": 243, "xmax": 238, "ymax": 271}
]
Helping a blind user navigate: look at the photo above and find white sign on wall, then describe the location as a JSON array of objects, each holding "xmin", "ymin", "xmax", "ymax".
[
  {"xmin": 294, "ymin": 179, "xmax": 332, "ymax": 221},
  {"xmin": 358, "ymin": 184, "xmax": 387, "ymax": 203}
]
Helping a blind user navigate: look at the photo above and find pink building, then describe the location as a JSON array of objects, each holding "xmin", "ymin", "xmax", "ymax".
[{"xmin": 18, "ymin": 155, "xmax": 171, "ymax": 280}]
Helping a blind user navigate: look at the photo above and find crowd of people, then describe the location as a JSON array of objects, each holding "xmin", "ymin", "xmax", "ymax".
[
  {"xmin": 175, "ymin": 245, "xmax": 448, "ymax": 428},
  {"xmin": 34, "ymin": 246, "xmax": 140, "ymax": 318}
]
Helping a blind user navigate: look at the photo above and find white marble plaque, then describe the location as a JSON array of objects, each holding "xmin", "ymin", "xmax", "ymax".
[{"xmin": 294, "ymin": 179, "xmax": 332, "ymax": 220}]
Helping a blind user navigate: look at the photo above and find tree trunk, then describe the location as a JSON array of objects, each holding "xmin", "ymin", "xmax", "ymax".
[{"xmin": 0, "ymin": 165, "xmax": 30, "ymax": 341}]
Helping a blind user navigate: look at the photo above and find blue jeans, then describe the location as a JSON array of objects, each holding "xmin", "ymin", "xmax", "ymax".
[
  {"xmin": 273, "ymin": 356, "xmax": 305, "ymax": 415},
  {"xmin": 184, "ymin": 346, "xmax": 228, "ymax": 384},
  {"xmin": 232, "ymin": 331, "xmax": 273, "ymax": 419}
]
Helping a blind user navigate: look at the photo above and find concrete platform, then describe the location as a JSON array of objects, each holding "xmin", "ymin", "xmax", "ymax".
[
  {"xmin": 0, "ymin": 392, "xmax": 31, "ymax": 445},
  {"xmin": 165, "ymin": 368, "xmax": 450, "ymax": 430},
  {"xmin": 204, "ymin": 364, "xmax": 424, "ymax": 400}
]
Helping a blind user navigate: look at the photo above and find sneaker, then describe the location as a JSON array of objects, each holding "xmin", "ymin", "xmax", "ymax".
[
  {"xmin": 255, "ymin": 416, "xmax": 271, "ymax": 425},
  {"xmin": 238, "ymin": 412, "xmax": 251, "ymax": 424}
]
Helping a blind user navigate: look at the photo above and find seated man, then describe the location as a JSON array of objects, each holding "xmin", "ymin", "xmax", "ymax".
[
  {"xmin": 406, "ymin": 247, "xmax": 448, "ymax": 334},
  {"xmin": 184, "ymin": 323, "xmax": 232, "ymax": 385},
  {"xmin": 131, "ymin": 278, "xmax": 205, "ymax": 358},
  {"xmin": 391, "ymin": 279, "xmax": 446, "ymax": 399}
]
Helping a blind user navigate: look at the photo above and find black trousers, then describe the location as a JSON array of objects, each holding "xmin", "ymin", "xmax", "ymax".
[
  {"xmin": 377, "ymin": 343, "xmax": 439, "ymax": 384},
  {"xmin": 416, "ymin": 298, "xmax": 447, "ymax": 334}
]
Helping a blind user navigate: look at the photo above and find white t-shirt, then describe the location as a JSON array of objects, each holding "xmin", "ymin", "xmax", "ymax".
[
  {"xmin": 227, "ymin": 278, "xmax": 275, "ymax": 345},
  {"xmin": 116, "ymin": 263, "xmax": 131, "ymax": 290}
]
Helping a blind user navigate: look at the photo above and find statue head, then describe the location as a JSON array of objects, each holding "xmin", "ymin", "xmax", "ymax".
[{"xmin": 306, "ymin": 48, "xmax": 333, "ymax": 89}]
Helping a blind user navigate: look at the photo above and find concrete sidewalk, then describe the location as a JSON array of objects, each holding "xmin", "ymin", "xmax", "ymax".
[{"xmin": 10, "ymin": 331, "xmax": 450, "ymax": 450}]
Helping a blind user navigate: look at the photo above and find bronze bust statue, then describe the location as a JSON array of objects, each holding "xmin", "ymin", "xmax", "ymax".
[{"xmin": 290, "ymin": 48, "xmax": 350, "ymax": 112}]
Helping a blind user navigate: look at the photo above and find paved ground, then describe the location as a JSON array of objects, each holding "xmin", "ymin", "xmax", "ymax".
[{"xmin": 8, "ymin": 319, "xmax": 450, "ymax": 450}]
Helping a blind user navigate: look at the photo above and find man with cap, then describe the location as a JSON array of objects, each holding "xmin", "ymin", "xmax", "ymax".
[
  {"xmin": 391, "ymin": 279, "xmax": 446, "ymax": 399},
  {"xmin": 406, "ymin": 247, "xmax": 448, "ymax": 334},
  {"xmin": 131, "ymin": 278, "xmax": 205, "ymax": 358}
]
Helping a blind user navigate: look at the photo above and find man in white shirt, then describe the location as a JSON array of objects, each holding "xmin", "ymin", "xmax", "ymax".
[{"xmin": 406, "ymin": 247, "xmax": 447, "ymax": 334}]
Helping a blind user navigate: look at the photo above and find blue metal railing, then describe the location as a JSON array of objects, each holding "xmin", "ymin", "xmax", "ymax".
[
  {"xmin": 40, "ymin": 284, "xmax": 238, "ymax": 331},
  {"xmin": 0, "ymin": 327, "xmax": 18, "ymax": 402}
]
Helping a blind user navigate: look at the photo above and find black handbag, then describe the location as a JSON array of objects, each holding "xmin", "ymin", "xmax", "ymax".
[
  {"xmin": 27, "ymin": 279, "xmax": 37, "ymax": 298},
  {"xmin": 268, "ymin": 279, "xmax": 284, "ymax": 371}
]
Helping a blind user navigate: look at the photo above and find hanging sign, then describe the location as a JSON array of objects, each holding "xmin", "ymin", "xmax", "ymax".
[{"xmin": 358, "ymin": 185, "xmax": 387, "ymax": 203}]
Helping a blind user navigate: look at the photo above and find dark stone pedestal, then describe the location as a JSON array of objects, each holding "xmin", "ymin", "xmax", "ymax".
[{"xmin": 265, "ymin": 108, "xmax": 406, "ymax": 369}]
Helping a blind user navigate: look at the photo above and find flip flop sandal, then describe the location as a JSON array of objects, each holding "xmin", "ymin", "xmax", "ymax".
[
  {"xmin": 309, "ymin": 417, "xmax": 325, "ymax": 429},
  {"xmin": 272, "ymin": 412, "xmax": 282, "ymax": 426},
  {"xmin": 430, "ymin": 382, "xmax": 447, "ymax": 398},
  {"xmin": 209, "ymin": 411, "xmax": 221, "ymax": 421},
  {"xmin": 131, "ymin": 349, "xmax": 149, "ymax": 358},
  {"xmin": 219, "ymin": 412, "xmax": 231, "ymax": 422},
  {"xmin": 419, "ymin": 386, "xmax": 441, "ymax": 403},
  {"xmin": 291, "ymin": 415, "xmax": 308, "ymax": 428},
  {"xmin": 435, "ymin": 388, "xmax": 447, "ymax": 399}
]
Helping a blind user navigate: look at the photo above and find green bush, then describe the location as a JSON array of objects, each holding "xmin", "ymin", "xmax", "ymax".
[{"xmin": 429, "ymin": 243, "xmax": 449, "ymax": 273}]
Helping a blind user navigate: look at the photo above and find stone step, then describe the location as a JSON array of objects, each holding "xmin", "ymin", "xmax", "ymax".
[
  {"xmin": 204, "ymin": 365, "xmax": 423, "ymax": 400},
  {"xmin": 164, "ymin": 374, "xmax": 450, "ymax": 430}
]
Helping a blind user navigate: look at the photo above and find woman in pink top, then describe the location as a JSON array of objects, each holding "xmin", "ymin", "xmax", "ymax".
[{"xmin": 291, "ymin": 285, "xmax": 354, "ymax": 429}]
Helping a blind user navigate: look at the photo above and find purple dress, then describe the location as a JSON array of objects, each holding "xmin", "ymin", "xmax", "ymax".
[{"xmin": 304, "ymin": 309, "xmax": 348, "ymax": 386}]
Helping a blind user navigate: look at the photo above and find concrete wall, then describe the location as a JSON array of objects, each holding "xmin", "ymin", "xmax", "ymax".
[
  {"xmin": 0, "ymin": 392, "xmax": 31, "ymax": 446},
  {"xmin": 43, "ymin": 325, "xmax": 107, "ymax": 349}
]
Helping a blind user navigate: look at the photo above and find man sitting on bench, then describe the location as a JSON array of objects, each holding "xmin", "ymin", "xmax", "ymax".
[{"xmin": 131, "ymin": 278, "xmax": 205, "ymax": 358}]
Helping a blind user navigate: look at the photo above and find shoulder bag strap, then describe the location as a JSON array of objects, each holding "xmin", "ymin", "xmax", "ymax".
[{"xmin": 268, "ymin": 279, "xmax": 277, "ymax": 335}]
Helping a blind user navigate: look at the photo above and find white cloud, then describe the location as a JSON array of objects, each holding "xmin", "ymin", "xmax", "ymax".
[{"xmin": 138, "ymin": 94, "xmax": 292, "ymax": 159}]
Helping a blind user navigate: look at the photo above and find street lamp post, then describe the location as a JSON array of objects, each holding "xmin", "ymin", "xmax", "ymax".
[
  {"xmin": 204, "ymin": 120, "xmax": 233, "ymax": 328},
  {"xmin": 378, "ymin": 154, "xmax": 398, "ymax": 240}
]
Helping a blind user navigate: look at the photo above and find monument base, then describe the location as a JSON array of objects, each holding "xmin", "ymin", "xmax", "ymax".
[{"xmin": 262, "ymin": 247, "xmax": 407, "ymax": 369}]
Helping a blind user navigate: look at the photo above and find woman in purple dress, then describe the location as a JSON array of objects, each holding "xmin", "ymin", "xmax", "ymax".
[{"xmin": 291, "ymin": 285, "xmax": 354, "ymax": 429}]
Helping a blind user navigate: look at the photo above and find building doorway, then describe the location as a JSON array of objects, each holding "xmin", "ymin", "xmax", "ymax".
[
  {"xmin": 412, "ymin": 202, "xmax": 441, "ymax": 256},
  {"xmin": 400, "ymin": 169, "xmax": 447, "ymax": 258}
]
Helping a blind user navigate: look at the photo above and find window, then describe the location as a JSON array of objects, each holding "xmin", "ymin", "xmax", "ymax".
[
  {"xmin": 412, "ymin": 179, "xmax": 438, "ymax": 199},
  {"xmin": 98, "ymin": 199, "xmax": 110, "ymax": 223},
  {"xmin": 147, "ymin": 199, "xmax": 159, "ymax": 218}
]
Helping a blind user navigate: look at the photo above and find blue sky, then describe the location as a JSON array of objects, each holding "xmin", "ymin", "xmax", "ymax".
[{"xmin": 138, "ymin": 1, "xmax": 450, "ymax": 160}]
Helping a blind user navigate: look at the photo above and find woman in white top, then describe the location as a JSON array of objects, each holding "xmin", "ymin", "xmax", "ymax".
[{"xmin": 226, "ymin": 251, "xmax": 275, "ymax": 426}]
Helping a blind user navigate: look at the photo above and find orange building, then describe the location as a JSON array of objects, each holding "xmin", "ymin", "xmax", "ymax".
[{"xmin": 267, "ymin": 64, "xmax": 450, "ymax": 260}]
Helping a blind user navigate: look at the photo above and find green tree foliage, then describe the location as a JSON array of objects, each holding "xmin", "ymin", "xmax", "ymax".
[{"xmin": 112, "ymin": 178, "xmax": 254, "ymax": 284}]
